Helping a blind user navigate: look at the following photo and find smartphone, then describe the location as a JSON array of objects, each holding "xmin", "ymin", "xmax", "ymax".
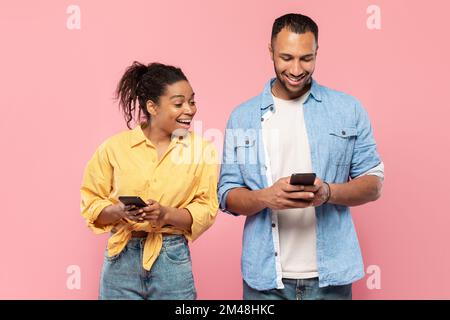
[
  {"xmin": 118, "ymin": 196, "xmax": 148, "ymax": 208},
  {"xmin": 289, "ymin": 173, "xmax": 316, "ymax": 186}
]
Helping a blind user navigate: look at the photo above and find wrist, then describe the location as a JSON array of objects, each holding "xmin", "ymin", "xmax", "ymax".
[
  {"xmin": 255, "ymin": 188, "xmax": 270, "ymax": 209},
  {"xmin": 111, "ymin": 204, "xmax": 125, "ymax": 223},
  {"xmin": 160, "ymin": 206, "xmax": 172, "ymax": 225},
  {"xmin": 254, "ymin": 187, "xmax": 272, "ymax": 211},
  {"xmin": 323, "ymin": 182, "xmax": 331, "ymax": 204},
  {"xmin": 97, "ymin": 204, "xmax": 122, "ymax": 226}
]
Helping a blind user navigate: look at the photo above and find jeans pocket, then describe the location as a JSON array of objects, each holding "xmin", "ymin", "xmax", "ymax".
[
  {"xmin": 162, "ymin": 241, "xmax": 191, "ymax": 264},
  {"xmin": 104, "ymin": 247, "xmax": 125, "ymax": 263}
]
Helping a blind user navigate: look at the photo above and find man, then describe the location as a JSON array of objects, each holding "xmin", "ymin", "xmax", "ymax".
[{"xmin": 218, "ymin": 13, "xmax": 384, "ymax": 300}]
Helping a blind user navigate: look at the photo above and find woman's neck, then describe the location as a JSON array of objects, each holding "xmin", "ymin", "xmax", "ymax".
[{"xmin": 142, "ymin": 123, "xmax": 171, "ymax": 146}]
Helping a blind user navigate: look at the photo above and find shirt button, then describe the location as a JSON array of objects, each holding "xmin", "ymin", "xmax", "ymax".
[
  {"xmin": 261, "ymin": 117, "xmax": 264, "ymax": 122},
  {"xmin": 245, "ymin": 140, "xmax": 249, "ymax": 145},
  {"xmin": 270, "ymin": 106, "xmax": 274, "ymax": 111},
  {"xmin": 272, "ymin": 223, "xmax": 276, "ymax": 228},
  {"xmin": 274, "ymin": 252, "xmax": 278, "ymax": 257},
  {"xmin": 342, "ymin": 130, "xmax": 346, "ymax": 136}
]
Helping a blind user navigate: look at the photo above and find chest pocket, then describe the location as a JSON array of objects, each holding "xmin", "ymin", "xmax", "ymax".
[
  {"xmin": 235, "ymin": 136, "xmax": 264, "ymax": 185},
  {"xmin": 328, "ymin": 127, "xmax": 358, "ymax": 166}
]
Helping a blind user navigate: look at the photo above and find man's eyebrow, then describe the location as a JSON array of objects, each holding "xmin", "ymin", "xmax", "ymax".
[{"xmin": 279, "ymin": 52, "xmax": 315, "ymax": 58}]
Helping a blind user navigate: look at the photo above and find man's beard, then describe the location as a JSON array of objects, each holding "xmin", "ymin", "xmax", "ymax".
[{"xmin": 278, "ymin": 72, "xmax": 312, "ymax": 97}]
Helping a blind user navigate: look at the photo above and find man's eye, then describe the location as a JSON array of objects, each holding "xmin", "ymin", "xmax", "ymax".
[
  {"xmin": 174, "ymin": 103, "xmax": 183, "ymax": 107},
  {"xmin": 189, "ymin": 101, "xmax": 196, "ymax": 106},
  {"xmin": 281, "ymin": 57, "xmax": 291, "ymax": 61}
]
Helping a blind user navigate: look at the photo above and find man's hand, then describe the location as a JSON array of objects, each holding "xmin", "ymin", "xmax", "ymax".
[
  {"xmin": 261, "ymin": 176, "xmax": 330, "ymax": 210},
  {"xmin": 261, "ymin": 177, "xmax": 315, "ymax": 210},
  {"xmin": 309, "ymin": 177, "xmax": 330, "ymax": 207}
]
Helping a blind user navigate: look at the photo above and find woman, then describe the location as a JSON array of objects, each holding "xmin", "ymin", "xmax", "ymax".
[{"xmin": 80, "ymin": 62, "xmax": 218, "ymax": 300}]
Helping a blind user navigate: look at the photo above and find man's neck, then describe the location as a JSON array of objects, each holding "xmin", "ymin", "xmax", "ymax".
[{"xmin": 271, "ymin": 78, "xmax": 312, "ymax": 101}]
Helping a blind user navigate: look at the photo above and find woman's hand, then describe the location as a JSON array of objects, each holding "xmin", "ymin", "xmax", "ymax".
[
  {"xmin": 125, "ymin": 199, "xmax": 169, "ymax": 226},
  {"xmin": 94, "ymin": 202, "xmax": 132, "ymax": 227},
  {"xmin": 126, "ymin": 200, "xmax": 193, "ymax": 232}
]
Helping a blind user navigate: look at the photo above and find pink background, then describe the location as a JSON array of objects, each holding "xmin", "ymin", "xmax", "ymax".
[{"xmin": 1, "ymin": 0, "xmax": 449, "ymax": 299}]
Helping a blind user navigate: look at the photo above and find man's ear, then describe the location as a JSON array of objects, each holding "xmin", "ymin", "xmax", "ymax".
[
  {"xmin": 146, "ymin": 100, "xmax": 157, "ymax": 116},
  {"xmin": 268, "ymin": 43, "xmax": 274, "ymax": 61}
]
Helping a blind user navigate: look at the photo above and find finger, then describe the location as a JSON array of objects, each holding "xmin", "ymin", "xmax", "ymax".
[
  {"xmin": 131, "ymin": 212, "xmax": 149, "ymax": 221},
  {"xmin": 146, "ymin": 214, "xmax": 159, "ymax": 221},
  {"xmin": 146, "ymin": 199, "xmax": 156, "ymax": 206},
  {"xmin": 126, "ymin": 208, "xmax": 144, "ymax": 216},
  {"xmin": 284, "ymin": 191, "xmax": 316, "ymax": 200},
  {"xmin": 139, "ymin": 212, "xmax": 159, "ymax": 221},
  {"xmin": 133, "ymin": 214, "xmax": 147, "ymax": 222},
  {"xmin": 313, "ymin": 178, "xmax": 322, "ymax": 187},
  {"xmin": 281, "ymin": 177, "xmax": 291, "ymax": 184},
  {"xmin": 143, "ymin": 203, "xmax": 159, "ymax": 213},
  {"xmin": 124, "ymin": 212, "xmax": 141, "ymax": 221},
  {"xmin": 282, "ymin": 183, "xmax": 305, "ymax": 192},
  {"xmin": 303, "ymin": 185, "xmax": 320, "ymax": 192},
  {"xmin": 283, "ymin": 199, "xmax": 314, "ymax": 209}
]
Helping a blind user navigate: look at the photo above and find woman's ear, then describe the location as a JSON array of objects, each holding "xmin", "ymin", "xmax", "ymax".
[{"xmin": 146, "ymin": 100, "xmax": 158, "ymax": 116}]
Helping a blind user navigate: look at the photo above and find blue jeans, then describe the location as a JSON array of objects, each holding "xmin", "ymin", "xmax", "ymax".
[
  {"xmin": 243, "ymin": 278, "xmax": 352, "ymax": 300},
  {"xmin": 99, "ymin": 234, "xmax": 196, "ymax": 300}
]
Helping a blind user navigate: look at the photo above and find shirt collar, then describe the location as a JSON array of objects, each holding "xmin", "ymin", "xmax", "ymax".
[
  {"xmin": 129, "ymin": 124, "xmax": 190, "ymax": 148},
  {"xmin": 260, "ymin": 77, "xmax": 322, "ymax": 110},
  {"xmin": 130, "ymin": 124, "xmax": 148, "ymax": 147}
]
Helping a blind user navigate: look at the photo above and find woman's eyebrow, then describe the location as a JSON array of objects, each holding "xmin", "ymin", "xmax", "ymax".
[{"xmin": 170, "ymin": 94, "xmax": 185, "ymax": 99}]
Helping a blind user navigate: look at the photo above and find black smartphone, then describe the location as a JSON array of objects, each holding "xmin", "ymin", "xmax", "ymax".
[
  {"xmin": 118, "ymin": 196, "xmax": 148, "ymax": 209},
  {"xmin": 289, "ymin": 173, "xmax": 317, "ymax": 186}
]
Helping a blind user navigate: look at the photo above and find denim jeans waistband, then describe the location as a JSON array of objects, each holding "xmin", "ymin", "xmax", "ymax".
[{"xmin": 124, "ymin": 234, "xmax": 186, "ymax": 249}]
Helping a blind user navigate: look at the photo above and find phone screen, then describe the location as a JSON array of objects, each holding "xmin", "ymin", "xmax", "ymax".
[
  {"xmin": 118, "ymin": 196, "xmax": 148, "ymax": 208},
  {"xmin": 289, "ymin": 173, "xmax": 316, "ymax": 186}
]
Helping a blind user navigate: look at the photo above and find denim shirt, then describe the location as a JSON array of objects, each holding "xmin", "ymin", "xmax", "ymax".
[{"xmin": 218, "ymin": 78, "xmax": 382, "ymax": 290}]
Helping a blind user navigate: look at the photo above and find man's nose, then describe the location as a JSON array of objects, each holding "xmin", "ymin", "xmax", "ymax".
[{"xmin": 290, "ymin": 61, "xmax": 303, "ymax": 76}]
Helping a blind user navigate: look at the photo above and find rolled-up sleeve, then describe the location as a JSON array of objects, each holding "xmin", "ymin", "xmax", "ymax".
[
  {"xmin": 217, "ymin": 116, "xmax": 247, "ymax": 216},
  {"xmin": 350, "ymin": 101, "xmax": 382, "ymax": 179},
  {"xmin": 80, "ymin": 143, "xmax": 115, "ymax": 234},
  {"xmin": 185, "ymin": 143, "xmax": 219, "ymax": 241}
]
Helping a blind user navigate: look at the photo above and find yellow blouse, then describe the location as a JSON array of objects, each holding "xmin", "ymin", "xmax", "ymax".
[{"xmin": 80, "ymin": 125, "xmax": 219, "ymax": 270}]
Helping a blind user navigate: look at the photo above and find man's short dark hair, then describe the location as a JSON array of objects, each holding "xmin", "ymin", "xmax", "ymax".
[{"xmin": 271, "ymin": 13, "xmax": 319, "ymax": 45}]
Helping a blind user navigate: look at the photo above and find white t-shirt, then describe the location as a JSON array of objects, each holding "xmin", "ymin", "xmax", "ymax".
[{"xmin": 263, "ymin": 92, "xmax": 319, "ymax": 279}]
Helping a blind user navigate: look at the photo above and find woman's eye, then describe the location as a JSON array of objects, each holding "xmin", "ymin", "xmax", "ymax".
[
  {"xmin": 189, "ymin": 101, "xmax": 196, "ymax": 106},
  {"xmin": 174, "ymin": 103, "xmax": 183, "ymax": 108}
]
